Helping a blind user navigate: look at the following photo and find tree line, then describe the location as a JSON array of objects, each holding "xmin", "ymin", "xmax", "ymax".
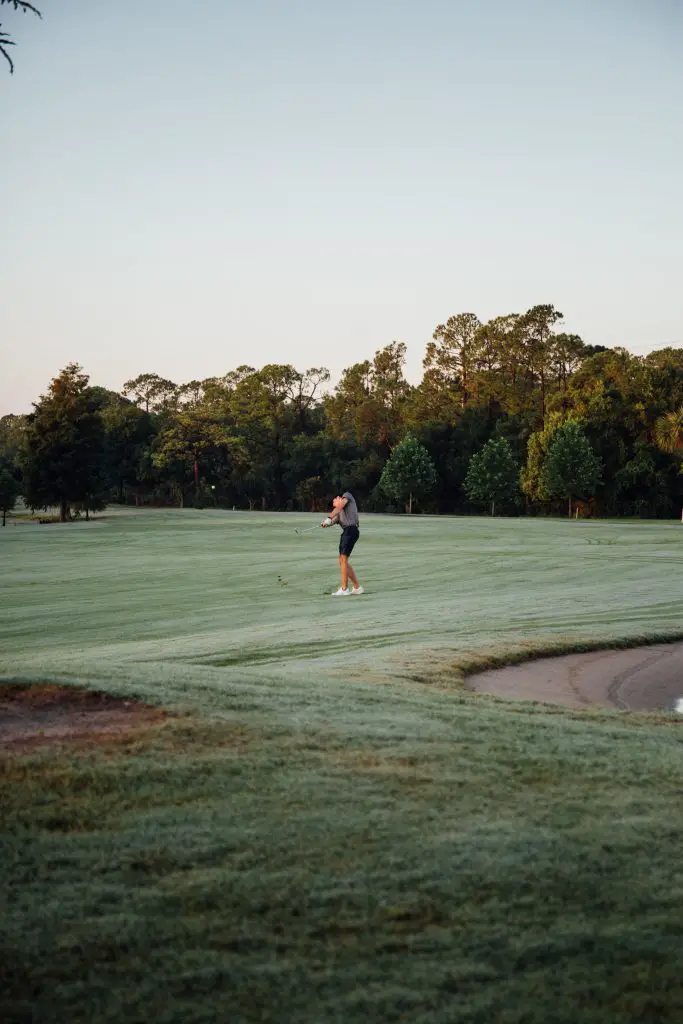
[{"xmin": 2, "ymin": 303, "xmax": 683, "ymax": 524}]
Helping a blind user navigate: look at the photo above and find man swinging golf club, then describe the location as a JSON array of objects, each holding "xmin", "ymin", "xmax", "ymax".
[{"xmin": 321, "ymin": 491, "xmax": 364, "ymax": 596}]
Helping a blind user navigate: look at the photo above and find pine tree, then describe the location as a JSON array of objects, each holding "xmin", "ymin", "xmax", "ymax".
[
  {"xmin": 379, "ymin": 435, "xmax": 437, "ymax": 514},
  {"xmin": 464, "ymin": 437, "xmax": 519, "ymax": 515},
  {"xmin": 22, "ymin": 364, "xmax": 108, "ymax": 521},
  {"xmin": 541, "ymin": 421, "xmax": 602, "ymax": 517}
]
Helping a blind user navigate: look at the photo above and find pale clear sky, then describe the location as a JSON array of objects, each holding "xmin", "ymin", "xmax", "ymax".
[{"xmin": 2, "ymin": 0, "xmax": 682, "ymax": 415}]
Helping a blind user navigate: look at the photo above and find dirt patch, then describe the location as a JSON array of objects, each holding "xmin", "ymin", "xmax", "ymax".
[{"xmin": 0, "ymin": 684, "xmax": 167, "ymax": 753}]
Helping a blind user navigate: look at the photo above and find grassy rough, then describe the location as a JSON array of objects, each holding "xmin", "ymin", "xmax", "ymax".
[{"xmin": 2, "ymin": 510, "xmax": 683, "ymax": 1023}]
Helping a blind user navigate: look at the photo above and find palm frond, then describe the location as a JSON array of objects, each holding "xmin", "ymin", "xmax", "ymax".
[
  {"xmin": 0, "ymin": 1, "xmax": 42, "ymax": 16},
  {"xmin": 0, "ymin": 1, "xmax": 41, "ymax": 73},
  {"xmin": 0, "ymin": 28, "xmax": 15, "ymax": 73}
]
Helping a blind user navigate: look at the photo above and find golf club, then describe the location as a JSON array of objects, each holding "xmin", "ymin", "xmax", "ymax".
[{"xmin": 294, "ymin": 525, "xmax": 320, "ymax": 535}]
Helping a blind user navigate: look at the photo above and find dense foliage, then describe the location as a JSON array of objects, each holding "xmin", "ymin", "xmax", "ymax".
[{"xmin": 3, "ymin": 304, "xmax": 683, "ymax": 519}]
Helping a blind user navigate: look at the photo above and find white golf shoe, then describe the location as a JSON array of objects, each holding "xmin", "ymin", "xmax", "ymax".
[
  {"xmin": 351, "ymin": 586, "xmax": 364, "ymax": 595},
  {"xmin": 332, "ymin": 587, "xmax": 351, "ymax": 596}
]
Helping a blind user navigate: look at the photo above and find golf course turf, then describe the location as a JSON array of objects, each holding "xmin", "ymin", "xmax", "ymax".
[{"xmin": 2, "ymin": 509, "xmax": 683, "ymax": 1023}]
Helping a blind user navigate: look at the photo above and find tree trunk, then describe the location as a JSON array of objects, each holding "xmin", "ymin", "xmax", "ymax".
[
  {"xmin": 194, "ymin": 459, "xmax": 200, "ymax": 500},
  {"xmin": 2, "ymin": 507, "xmax": 6, "ymax": 527},
  {"xmin": 60, "ymin": 501, "xmax": 70, "ymax": 522},
  {"xmin": 540, "ymin": 369, "xmax": 546, "ymax": 419},
  {"xmin": 85, "ymin": 508, "xmax": 90, "ymax": 521},
  {"xmin": 568, "ymin": 495, "xmax": 572, "ymax": 518},
  {"xmin": 407, "ymin": 492, "xmax": 413, "ymax": 514},
  {"xmin": 491, "ymin": 499, "xmax": 495, "ymax": 516}
]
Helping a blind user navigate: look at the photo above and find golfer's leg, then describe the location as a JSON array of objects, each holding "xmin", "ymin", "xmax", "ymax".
[
  {"xmin": 347, "ymin": 563, "xmax": 360, "ymax": 588},
  {"xmin": 339, "ymin": 555, "xmax": 349, "ymax": 590}
]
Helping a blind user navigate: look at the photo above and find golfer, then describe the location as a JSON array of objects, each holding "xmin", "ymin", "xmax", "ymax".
[{"xmin": 321, "ymin": 491, "xmax": 364, "ymax": 596}]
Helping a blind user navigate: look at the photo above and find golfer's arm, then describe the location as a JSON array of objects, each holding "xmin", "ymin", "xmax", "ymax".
[{"xmin": 329, "ymin": 498, "xmax": 348, "ymax": 525}]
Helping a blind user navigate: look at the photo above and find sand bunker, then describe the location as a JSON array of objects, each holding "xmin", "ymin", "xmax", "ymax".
[
  {"xmin": 0, "ymin": 684, "xmax": 166, "ymax": 753},
  {"xmin": 467, "ymin": 642, "xmax": 683, "ymax": 712}
]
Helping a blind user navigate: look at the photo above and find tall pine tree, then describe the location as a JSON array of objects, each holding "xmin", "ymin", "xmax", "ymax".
[{"xmin": 22, "ymin": 364, "xmax": 108, "ymax": 521}]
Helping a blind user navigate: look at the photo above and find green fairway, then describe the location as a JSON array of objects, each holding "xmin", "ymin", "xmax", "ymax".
[
  {"xmin": 4, "ymin": 509, "xmax": 683, "ymax": 705},
  {"xmin": 2, "ymin": 510, "xmax": 683, "ymax": 1023}
]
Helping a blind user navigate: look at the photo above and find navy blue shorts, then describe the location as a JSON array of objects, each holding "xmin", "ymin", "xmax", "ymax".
[{"xmin": 339, "ymin": 525, "xmax": 359, "ymax": 557}]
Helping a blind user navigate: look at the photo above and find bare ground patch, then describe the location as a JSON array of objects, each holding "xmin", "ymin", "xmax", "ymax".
[{"xmin": 0, "ymin": 684, "xmax": 167, "ymax": 753}]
